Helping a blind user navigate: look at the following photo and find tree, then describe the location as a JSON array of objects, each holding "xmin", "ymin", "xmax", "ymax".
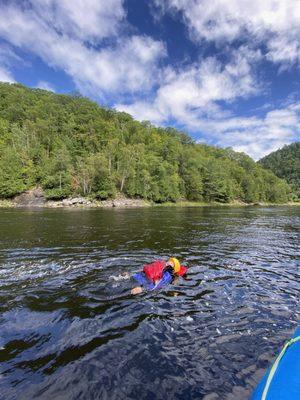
[
  {"xmin": 76, "ymin": 154, "xmax": 116, "ymax": 199},
  {"xmin": 259, "ymin": 142, "xmax": 300, "ymax": 200},
  {"xmin": 40, "ymin": 145, "xmax": 73, "ymax": 199},
  {"xmin": 203, "ymin": 161, "xmax": 234, "ymax": 203},
  {"xmin": 0, "ymin": 148, "xmax": 27, "ymax": 197},
  {"xmin": 0, "ymin": 82, "xmax": 294, "ymax": 204}
]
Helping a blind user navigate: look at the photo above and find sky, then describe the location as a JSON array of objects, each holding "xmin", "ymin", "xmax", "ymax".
[{"xmin": 0, "ymin": 0, "xmax": 299, "ymax": 160}]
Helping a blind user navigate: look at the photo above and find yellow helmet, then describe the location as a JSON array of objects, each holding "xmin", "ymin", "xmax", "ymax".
[{"xmin": 168, "ymin": 257, "xmax": 181, "ymax": 274}]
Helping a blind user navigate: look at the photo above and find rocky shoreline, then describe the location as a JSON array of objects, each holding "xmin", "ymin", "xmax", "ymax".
[
  {"xmin": 1, "ymin": 188, "xmax": 150, "ymax": 208},
  {"xmin": 0, "ymin": 188, "xmax": 298, "ymax": 209},
  {"xmin": 47, "ymin": 197, "xmax": 151, "ymax": 208}
]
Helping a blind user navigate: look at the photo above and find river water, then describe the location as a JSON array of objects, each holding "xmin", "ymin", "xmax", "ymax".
[{"xmin": 0, "ymin": 206, "xmax": 299, "ymax": 400}]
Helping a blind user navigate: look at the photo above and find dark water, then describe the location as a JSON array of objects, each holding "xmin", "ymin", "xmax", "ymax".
[{"xmin": 0, "ymin": 206, "xmax": 299, "ymax": 400}]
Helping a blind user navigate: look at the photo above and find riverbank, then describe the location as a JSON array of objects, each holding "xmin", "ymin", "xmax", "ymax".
[
  {"xmin": 0, "ymin": 195, "xmax": 298, "ymax": 209},
  {"xmin": 154, "ymin": 200, "xmax": 300, "ymax": 208},
  {"xmin": 0, "ymin": 196, "xmax": 151, "ymax": 209}
]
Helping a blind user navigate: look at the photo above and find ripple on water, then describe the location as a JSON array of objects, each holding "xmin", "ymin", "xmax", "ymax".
[{"xmin": 0, "ymin": 206, "xmax": 299, "ymax": 399}]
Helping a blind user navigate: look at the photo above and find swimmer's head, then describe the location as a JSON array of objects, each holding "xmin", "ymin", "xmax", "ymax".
[{"xmin": 166, "ymin": 257, "xmax": 181, "ymax": 274}]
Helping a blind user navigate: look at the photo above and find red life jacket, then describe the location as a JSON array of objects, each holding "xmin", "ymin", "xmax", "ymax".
[
  {"xmin": 143, "ymin": 260, "xmax": 187, "ymax": 282},
  {"xmin": 178, "ymin": 265, "xmax": 187, "ymax": 276}
]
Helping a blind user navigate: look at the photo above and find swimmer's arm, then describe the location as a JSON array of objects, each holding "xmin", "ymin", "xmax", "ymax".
[
  {"xmin": 152, "ymin": 272, "xmax": 172, "ymax": 290},
  {"xmin": 131, "ymin": 272, "xmax": 172, "ymax": 294}
]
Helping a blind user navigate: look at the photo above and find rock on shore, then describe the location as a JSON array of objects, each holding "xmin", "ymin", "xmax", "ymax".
[
  {"xmin": 3, "ymin": 188, "xmax": 295, "ymax": 208},
  {"xmin": 12, "ymin": 189, "xmax": 150, "ymax": 208},
  {"xmin": 13, "ymin": 188, "xmax": 46, "ymax": 206},
  {"xmin": 101, "ymin": 198, "xmax": 150, "ymax": 208},
  {"xmin": 47, "ymin": 196, "xmax": 150, "ymax": 208}
]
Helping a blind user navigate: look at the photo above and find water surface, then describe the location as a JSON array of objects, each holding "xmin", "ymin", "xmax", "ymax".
[{"xmin": 0, "ymin": 206, "xmax": 299, "ymax": 399}]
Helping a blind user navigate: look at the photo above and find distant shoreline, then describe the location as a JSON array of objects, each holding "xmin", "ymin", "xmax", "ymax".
[
  {"xmin": 153, "ymin": 200, "xmax": 300, "ymax": 207},
  {"xmin": 0, "ymin": 197, "xmax": 299, "ymax": 209}
]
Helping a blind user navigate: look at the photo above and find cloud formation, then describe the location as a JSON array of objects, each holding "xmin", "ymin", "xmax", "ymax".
[
  {"xmin": 117, "ymin": 49, "xmax": 258, "ymax": 121},
  {"xmin": 0, "ymin": 67, "xmax": 15, "ymax": 83},
  {"xmin": 36, "ymin": 81, "xmax": 55, "ymax": 92},
  {"xmin": 208, "ymin": 103, "xmax": 300, "ymax": 160},
  {"xmin": 117, "ymin": 45, "xmax": 299, "ymax": 160},
  {"xmin": 0, "ymin": 1, "xmax": 165, "ymax": 100},
  {"xmin": 33, "ymin": 0, "xmax": 126, "ymax": 42},
  {"xmin": 153, "ymin": 0, "xmax": 300, "ymax": 66},
  {"xmin": 0, "ymin": 0, "xmax": 299, "ymax": 159},
  {"xmin": 0, "ymin": 45, "xmax": 20, "ymax": 83}
]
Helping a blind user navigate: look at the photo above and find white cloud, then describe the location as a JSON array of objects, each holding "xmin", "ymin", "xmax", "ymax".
[
  {"xmin": 80, "ymin": 35, "xmax": 166, "ymax": 94},
  {"xmin": 116, "ymin": 44, "xmax": 297, "ymax": 160},
  {"xmin": 159, "ymin": 49, "xmax": 260, "ymax": 118},
  {"xmin": 117, "ymin": 57, "xmax": 299, "ymax": 160},
  {"xmin": 267, "ymin": 36, "xmax": 300, "ymax": 66},
  {"xmin": 0, "ymin": 2, "xmax": 165, "ymax": 99},
  {"xmin": 208, "ymin": 104, "xmax": 300, "ymax": 159},
  {"xmin": 32, "ymin": 0, "xmax": 125, "ymax": 42},
  {"xmin": 153, "ymin": 0, "xmax": 300, "ymax": 67},
  {"xmin": 0, "ymin": 0, "xmax": 298, "ymax": 160},
  {"xmin": 0, "ymin": 66, "xmax": 15, "ymax": 83},
  {"xmin": 36, "ymin": 81, "xmax": 55, "ymax": 92},
  {"xmin": 117, "ymin": 48, "xmax": 260, "ymax": 129},
  {"xmin": 119, "ymin": 99, "xmax": 300, "ymax": 159},
  {"xmin": 0, "ymin": 44, "xmax": 19, "ymax": 83}
]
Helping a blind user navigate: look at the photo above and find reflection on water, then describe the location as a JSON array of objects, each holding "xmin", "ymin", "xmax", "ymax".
[{"xmin": 0, "ymin": 206, "xmax": 299, "ymax": 399}]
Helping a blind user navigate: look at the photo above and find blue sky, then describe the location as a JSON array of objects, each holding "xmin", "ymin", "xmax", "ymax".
[{"xmin": 0, "ymin": 0, "xmax": 299, "ymax": 159}]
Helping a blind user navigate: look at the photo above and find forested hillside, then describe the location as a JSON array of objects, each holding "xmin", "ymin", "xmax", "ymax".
[
  {"xmin": 259, "ymin": 143, "xmax": 300, "ymax": 200},
  {"xmin": 0, "ymin": 83, "xmax": 292, "ymax": 203}
]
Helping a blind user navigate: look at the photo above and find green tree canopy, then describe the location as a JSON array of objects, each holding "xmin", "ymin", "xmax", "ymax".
[
  {"xmin": 0, "ymin": 82, "xmax": 293, "ymax": 203},
  {"xmin": 259, "ymin": 142, "xmax": 300, "ymax": 200}
]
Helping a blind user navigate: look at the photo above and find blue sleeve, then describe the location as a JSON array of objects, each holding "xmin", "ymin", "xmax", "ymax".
[
  {"xmin": 150, "ymin": 271, "xmax": 173, "ymax": 290},
  {"xmin": 133, "ymin": 272, "xmax": 149, "ymax": 286},
  {"xmin": 132, "ymin": 271, "xmax": 172, "ymax": 291}
]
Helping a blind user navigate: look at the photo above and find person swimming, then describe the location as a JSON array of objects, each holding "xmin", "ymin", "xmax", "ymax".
[{"xmin": 131, "ymin": 257, "xmax": 187, "ymax": 295}]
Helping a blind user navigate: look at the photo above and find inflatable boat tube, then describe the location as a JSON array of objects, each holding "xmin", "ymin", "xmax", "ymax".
[{"xmin": 251, "ymin": 326, "xmax": 300, "ymax": 400}]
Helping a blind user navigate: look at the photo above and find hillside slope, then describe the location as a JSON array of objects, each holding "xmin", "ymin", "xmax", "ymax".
[
  {"xmin": 0, "ymin": 82, "xmax": 292, "ymax": 203},
  {"xmin": 259, "ymin": 143, "xmax": 300, "ymax": 199}
]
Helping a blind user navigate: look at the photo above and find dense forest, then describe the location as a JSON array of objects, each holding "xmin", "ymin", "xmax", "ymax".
[
  {"xmin": 0, "ymin": 83, "xmax": 292, "ymax": 203},
  {"xmin": 259, "ymin": 142, "xmax": 300, "ymax": 200}
]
